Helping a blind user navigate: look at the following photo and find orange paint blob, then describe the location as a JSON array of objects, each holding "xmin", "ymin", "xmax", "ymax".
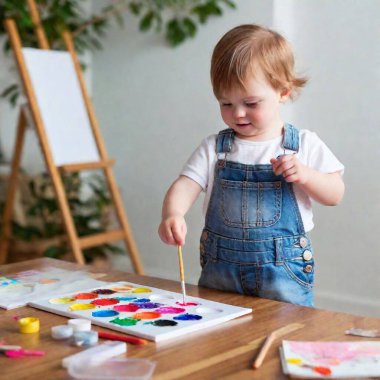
[
  {"xmin": 75, "ymin": 292, "xmax": 98, "ymax": 300},
  {"xmin": 132, "ymin": 312, "xmax": 161, "ymax": 319}
]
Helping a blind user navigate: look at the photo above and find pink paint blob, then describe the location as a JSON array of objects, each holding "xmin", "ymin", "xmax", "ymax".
[
  {"xmin": 91, "ymin": 298, "xmax": 119, "ymax": 306},
  {"xmin": 113, "ymin": 304, "xmax": 139, "ymax": 312},
  {"xmin": 176, "ymin": 301, "xmax": 198, "ymax": 307},
  {"xmin": 156, "ymin": 306, "xmax": 185, "ymax": 314}
]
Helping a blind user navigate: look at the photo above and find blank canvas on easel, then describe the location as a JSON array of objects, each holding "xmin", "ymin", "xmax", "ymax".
[{"xmin": 22, "ymin": 48, "xmax": 99, "ymax": 166}]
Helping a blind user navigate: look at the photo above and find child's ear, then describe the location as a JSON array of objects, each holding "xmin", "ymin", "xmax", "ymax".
[{"xmin": 280, "ymin": 88, "xmax": 291, "ymax": 102}]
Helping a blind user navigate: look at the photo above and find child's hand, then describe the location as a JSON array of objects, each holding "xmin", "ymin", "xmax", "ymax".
[
  {"xmin": 270, "ymin": 154, "xmax": 311, "ymax": 184},
  {"xmin": 158, "ymin": 215, "xmax": 187, "ymax": 246}
]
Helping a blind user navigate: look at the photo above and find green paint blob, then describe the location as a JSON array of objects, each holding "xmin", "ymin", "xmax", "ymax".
[{"xmin": 110, "ymin": 317, "xmax": 140, "ymax": 326}]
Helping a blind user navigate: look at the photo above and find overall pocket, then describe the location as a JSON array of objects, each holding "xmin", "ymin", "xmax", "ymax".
[{"xmin": 221, "ymin": 179, "xmax": 282, "ymax": 228}]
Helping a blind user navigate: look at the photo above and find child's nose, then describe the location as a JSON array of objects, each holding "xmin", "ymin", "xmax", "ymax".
[{"xmin": 233, "ymin": 106, "xmax": 246, "ymax": 118}]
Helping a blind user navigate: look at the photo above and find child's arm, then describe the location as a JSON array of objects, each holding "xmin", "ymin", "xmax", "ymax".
[
  {"xmin": 270, "ymin": 155, "xmax": 345, "ymax": 206},
  {"xmin": 158, "ymin": 175, "xmax": 203, "ymax": 246}
]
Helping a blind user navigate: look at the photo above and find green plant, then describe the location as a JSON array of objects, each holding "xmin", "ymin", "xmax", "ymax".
[
  {"xmin": 9, "ymin": 172, "xmax": 122, "ymax": 263},
  {"xmin": 0, "ymin": 0, "xmax": 236, "ymax": 105}
]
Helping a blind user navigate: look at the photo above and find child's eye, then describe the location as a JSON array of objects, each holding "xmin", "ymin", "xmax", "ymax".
[
  {"xmin": 245, "ymin": 102, "xmax": 258, "ymax": 108},
  {"xmin": 221, "ymin": 103, "xmax": 232, "ymax": 107}
]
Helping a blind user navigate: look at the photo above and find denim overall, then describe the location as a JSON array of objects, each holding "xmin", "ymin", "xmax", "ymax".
[{"xmin": 198, "ymin": 124, "xmax": 314, "ymax": 306}]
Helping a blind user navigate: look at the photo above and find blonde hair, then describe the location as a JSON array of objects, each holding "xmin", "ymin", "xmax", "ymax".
[{"xmin": 210, "ymin": 24, "xmax": 307, "ymax": 99}]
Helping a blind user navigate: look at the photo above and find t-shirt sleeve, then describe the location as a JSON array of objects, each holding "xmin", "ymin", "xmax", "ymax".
[
  {"xmin": 302, "ymin": 131, "xmax": 344, "ymax": 174},
  {"xmin": 180, "ymin": 136, "xmax": 216, "ymax": 191}
]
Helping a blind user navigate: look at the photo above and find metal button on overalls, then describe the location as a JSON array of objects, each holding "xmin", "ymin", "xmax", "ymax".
[
  {"xmin": 304, "ymin": 265, "xmax": 313, "ymax": 273},
  {"xmin": 299, "ymin": 237, "xmax": 308, "ymax": 248},
  {"xmin": 303, "ymin": 250, "xmax": 313, "ymax": 261}
]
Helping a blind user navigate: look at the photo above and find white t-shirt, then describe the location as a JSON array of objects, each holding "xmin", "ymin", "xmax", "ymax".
[{"xmin": 181, "ymin": 129, "xmax": 344, "ymax": 232}]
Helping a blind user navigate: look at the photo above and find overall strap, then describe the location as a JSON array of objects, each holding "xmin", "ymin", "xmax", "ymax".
[
  {"xmin": 282, "ymin": 123, "xmax": 300, "ymax": 152},
  {"xmin": 216, "ymin": 128, "xmax": 234, "ymax": 154}
]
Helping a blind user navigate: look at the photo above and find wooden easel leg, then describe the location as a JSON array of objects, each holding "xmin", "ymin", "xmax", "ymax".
[
  {"xmin": 48, "ymin": 172, "xmax": 85, "ymax": 265},
  {"xmin": 0, "ymin": 111, "xmax": 27, "ymax": 264},
  {"xmin": 104, "ymin": 168, "xmax": 144, "ymax": 274}
]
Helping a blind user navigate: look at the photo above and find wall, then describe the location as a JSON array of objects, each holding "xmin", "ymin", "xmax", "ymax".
[{"xmin": 92, "ymin": 0, "xmax": 380, "ymax": 317}]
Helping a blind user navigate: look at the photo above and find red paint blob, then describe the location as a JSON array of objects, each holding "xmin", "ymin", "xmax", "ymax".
[
  {"xmin": 75, "ymin": 292, "xmax": 98, "ymax": 300},
  {"xmin": 176, "ymin": 301, "xmax": 198, "ymax": 307},
  {"xmin": 313, "ymin": 366, "xmax": 332, "ymax": 376},
  {"xmin": 113, "ymin": 304, "xmax": 139, "ymax": 312},
  {"xmin": 91, "ymin": 298, "xmax": 119, "ymax": 306}
]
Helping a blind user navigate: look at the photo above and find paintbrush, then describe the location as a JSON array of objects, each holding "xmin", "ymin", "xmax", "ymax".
[{"xmin": 177, "ymin": 245, "xmax": 187, "ymax": 305}]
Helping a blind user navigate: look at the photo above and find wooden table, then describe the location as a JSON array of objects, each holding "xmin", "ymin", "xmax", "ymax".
[{"xmin": 1, "ymin": 258, "xmax": 379, "ymax": 380}]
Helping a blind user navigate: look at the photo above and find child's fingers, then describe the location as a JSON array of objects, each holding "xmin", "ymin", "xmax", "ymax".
[{"xmin": 172, "ymin": 224, "xmax": 186, "ymax": 246}]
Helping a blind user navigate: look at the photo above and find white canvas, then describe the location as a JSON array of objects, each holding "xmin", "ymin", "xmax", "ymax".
[
  {"xmin": 22, "ymin": 48, "xmax": 100, "ymax": 166},
  {"xmin": 29, "ymin": 281, "xmax": 252, "ymax": 342}
]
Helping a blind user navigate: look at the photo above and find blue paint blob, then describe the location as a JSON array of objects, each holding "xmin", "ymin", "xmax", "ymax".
[
  {"xmin": 173, "ymin": 313, "xmax": 203, "ymax": 321},
  {"xmin": 115, "ymin": 297, "xmax": 137, "ymax": 301},
  {"xmin": 134, "ymin": 298, "xmax": 151, "ymax": 303},
  {"xmin": 92, "ymin": 310, "xmax": 119, "ymax": 317},
  {"xmin": 135, "ymin": 302, "xmax": 161, "ymax": 309}
]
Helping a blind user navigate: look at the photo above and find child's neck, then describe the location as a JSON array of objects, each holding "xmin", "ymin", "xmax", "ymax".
[{"xmin": 235, "ymin": 121, "xmax": 284, "ymax": 142}]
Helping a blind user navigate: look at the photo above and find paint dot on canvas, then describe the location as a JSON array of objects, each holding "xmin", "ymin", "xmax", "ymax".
[
  {"xmin": 156, "ymin": 307, "xmax": 185, "ymax": 314},
  {"xmin": 132, "ymin": 287, "xmax": 152, "ymax": 293},
  {"xmin": 113, "ymin": 304, "xmax": 139, "ymax": 312},
  {"xmin": 110, "ymin": 317, "xmax": 140, "ymax": 326},
  {"xmin": 148, "ymin": 319, "xmax": 178, "ymax": 327},
  {"xmin": 92, "ymin": 310, "xmax": 119, "ymax": 317},
  {"xmin": 75, "ymin": 292, "xmax": 98, "ymax": 300},
  {"xmin": 133, "ymin": 312, "xmax": 162, "ymax": 320},
  {"xmin": 110, "ymin": 285, "xmax": 134, "ymax": 292},
  {"xmin": 91, "ymin": 298, "xmax": 119, "ymax": 306},
  {"xmin": 176, "ymin": 301, "xmax": 199, "ymax": 307},
  {"xmin": 115, "ymin": 297, "xmax": 137, "ymax": 301},
  {"xmin": 135, "ymin": 302, "xmax": 161, "ymax": 309},
  {"xmin": 49, "ymin": 297, "xmax": 75, "ymax": 304},
  {"xmin": 93, "ymin": 289, "xmax": 116, "ymax": 295},
  {"xmin": 173, "ymin": 313, "xmax": 202, "ymax": 321},
  {"xmin": 70, "ymin": 303, "xmax": 95, "ymax": 311}
]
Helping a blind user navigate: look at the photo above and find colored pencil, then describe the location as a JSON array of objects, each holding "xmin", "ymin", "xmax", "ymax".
[
  {"xmin": 177, "ymin": 245, "xmax": 187, "ymax": 304},
  {"xmin": 98, "ymin": 331, "xmax": 147, "ymax": 345},
  {"xmin": 252, "ymin": 323, "xmax": 304, "ymax": 369}
]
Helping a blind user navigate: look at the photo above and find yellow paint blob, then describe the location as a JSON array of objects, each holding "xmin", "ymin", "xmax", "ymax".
[
  {"xmin": 132, "ymin": 287, "xmax": 152, "ymax": 293},
  {"xmin": 69, "ymin": 303, "xmax": 95, "ymax": 311},
  {"xmin": 49, "ymin": 297, "xmax": 75, "ymax": 304},
  {"xmin": 287, "ymin": 358, "xmax": 303, "ymax": 365}
]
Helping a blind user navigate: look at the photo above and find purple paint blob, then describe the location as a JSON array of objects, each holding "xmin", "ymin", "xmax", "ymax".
[
  {"xmin": 93, "ymin": 289, "xmax": 116, "ymax": 295},
  {"xmin": 173, "ymin": 313, "xmax": 203, "ymax": 321},
  {"xmin": 156, "ymin": 306, "xmax": 185, "ymax": 314},
  {"xmin": 134, "ymin": 302, "xmax": 161, "ymax": 309},
  {"xmin": 92, "ymin": 310, "xmax": 119, "ymax": 317}
]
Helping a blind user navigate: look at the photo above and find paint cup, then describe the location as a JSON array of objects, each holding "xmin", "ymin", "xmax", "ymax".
[
  {"xmin": 18, "ymin": 317, "xmax": 40, "ymax": 334},
  {"xmin": 68, "ymin": 318, "xmax": 91, "ymax": 332},
  {"xmin": 51, "ymin": 325, "xmax": 74, "ymax": 340},
  {"xmin": 72, "ymin": 331, "xmax": 98, "ymax": 347}
]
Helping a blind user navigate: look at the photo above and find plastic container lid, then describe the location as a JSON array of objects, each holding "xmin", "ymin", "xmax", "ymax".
[{"xmin": 67, "ymin": 358, "xmax": 156, "ymax": 380}]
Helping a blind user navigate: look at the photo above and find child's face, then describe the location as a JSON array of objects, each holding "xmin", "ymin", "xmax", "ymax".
[{"xmin": 218, "ymin": 73, "xmax": 288, "ymax": 141}]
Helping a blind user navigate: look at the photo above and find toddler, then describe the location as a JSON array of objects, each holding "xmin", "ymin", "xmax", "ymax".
[{"xmin": 158, "ymin": 24, "xmax": 344, "ymax": 306}]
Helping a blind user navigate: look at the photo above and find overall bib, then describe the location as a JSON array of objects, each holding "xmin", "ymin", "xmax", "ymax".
[{"xmin": 198, "ymin": 124, "xmax": 314, "ymax": 306}]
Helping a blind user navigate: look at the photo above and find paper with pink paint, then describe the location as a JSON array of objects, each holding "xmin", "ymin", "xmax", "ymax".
[
  {"xmin": 29, "ymin": 281, "xmax": 251, "ymax": 342},
  {"xmin": 280, "ymin": 340, "xmax": 380, "ymax": 378}
]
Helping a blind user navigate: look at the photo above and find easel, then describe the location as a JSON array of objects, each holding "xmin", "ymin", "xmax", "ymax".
[{"xmin": 0, "ymin": 0, "xmax": 144, "ymax": 274}]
